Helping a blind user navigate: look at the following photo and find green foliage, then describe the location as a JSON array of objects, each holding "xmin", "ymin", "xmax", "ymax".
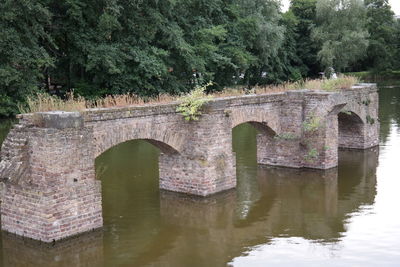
[
  {"xmin": 274, "ymin": 132, "xmax": 298, "ymax": 140},
  {"xmin": 312, "ymin": 0, "xmax": 369, "ymax": 73},
  {"xmin": 366, "ymin": 115, "xmax": 375, "ymax": 125},
  {"xmin": 303, "ymin": 115, "xmax": 322, "ymax": 132},
  {"xmin": 1, "ymin": 0, "xmax": 400, "ymax": 118},
  {"xmin": 288, "ymin": 0, "xmax": 321, "ymax": 77},
  {"xmin": 176, "ymin": 82, "xmax": 213, "ymax": 121},
  {"xmin": 0, "ymin": 119, "xmax": 15, "ymax": 146},
  {"xmin": 305, "ymin": 147, "xmax": 319, "ymax": 162},
  {"xmin": 362, "ymin": 0, "xmax": 399, "ymax": 71},
  {"xmin": 362, "ymin": 99, "xmax": 371, "ymax": 106},
  {"xmin": 0, "ymin": 0, "xmax": 53, "ymax": 117},
  {"xmin": 0, "ymin": 0, "xmax": 289, "ymax": 118}
]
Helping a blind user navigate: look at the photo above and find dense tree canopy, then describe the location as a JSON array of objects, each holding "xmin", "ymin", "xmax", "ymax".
[
  {"xmin": 289, "ymin": 0, "xmax": 321, "ymax": 77},
  {"xmin": 0, "ymin": 0, "xmax": 400, "ymax": 117},
  {"xmin": 312, "ymin": 0, "xmax": 369, "ymax": 74},
  {"xmin": 363, "ymin": 0, "xmax": 398, "ymax": 71},
  {"xmin": 0, "ymin": 0, "xmax": 53, "ymax": 116}
]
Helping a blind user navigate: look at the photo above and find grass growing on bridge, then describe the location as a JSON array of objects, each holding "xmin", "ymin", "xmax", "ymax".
[
  {"xmin": 19, "ymin": 75, "xmax": 360, "ymax": 113},
  {"xmin": 218, "ymin": 75, "xmax": 359, "ymax": 97}
]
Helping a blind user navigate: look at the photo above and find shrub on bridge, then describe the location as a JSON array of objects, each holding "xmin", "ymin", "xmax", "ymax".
[{"xmin": 176, "ymin": 82, "xmax": 213, "ymax": 121}]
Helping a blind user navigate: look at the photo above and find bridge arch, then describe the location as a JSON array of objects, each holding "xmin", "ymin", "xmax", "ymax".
[
  {"xmin": 245, "ymin": 122, "xmax": 277, "ymax": 137},
  {"xmin": 92, "ymin": 124, "xmax": 185, "ymax": 158},
  {"xmin": 230, "ymin": 107, "xmax": 280, "ymax": 134},
  {"xmin": 96, "ymin": 138, "xmax": 179, "ymax": 160},
  {"xmin": 232, "ymin": 121, "xmax": 277, "ymax": 170},
  {"xmin": 337, "ymin": 111, "xmax": 365, "ymax": 149}
]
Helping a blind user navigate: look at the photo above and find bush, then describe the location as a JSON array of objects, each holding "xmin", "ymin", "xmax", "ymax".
[{"xmin": 176, "ymin": 82, "xmax": 213, "ymax": 121}]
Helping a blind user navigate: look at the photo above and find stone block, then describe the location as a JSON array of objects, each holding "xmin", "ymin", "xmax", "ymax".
[{"xmin": 39, "ymin": 111, "xmax": 83, "ymax": 129}]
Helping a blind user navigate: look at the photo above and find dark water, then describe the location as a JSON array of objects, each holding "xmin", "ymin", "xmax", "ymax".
[{"xmin": 1, "ymin": 85, "xmax": 400, "ymax": 266}]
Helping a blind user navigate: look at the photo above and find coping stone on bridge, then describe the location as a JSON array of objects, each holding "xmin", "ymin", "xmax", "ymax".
[{"xmin": 38, "ymin": 111, "xmax": 84, "ymax": 129}]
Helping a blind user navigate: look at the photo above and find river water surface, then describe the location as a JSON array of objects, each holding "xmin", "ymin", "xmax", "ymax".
[{"xmin": 0, "ymin": 84, "xmax": 400, "ymax": 266}]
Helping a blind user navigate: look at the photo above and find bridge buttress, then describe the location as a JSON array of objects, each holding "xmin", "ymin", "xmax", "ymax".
[
  {"xmin": 257, "ymin": 90, "xmax": 304, "ymax": 168},
  {"xmin": 1, "ymin": 112, "xmax": 102, "ymax": 242},
  {"xmin": 159, "ymin": 112, "xmax": 236, "ymax": 196}
]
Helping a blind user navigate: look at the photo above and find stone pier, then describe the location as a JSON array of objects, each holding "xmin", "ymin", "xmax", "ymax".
[{"xmin": 0, "ymin": 84, "xmax": 379, "ymax": 242}]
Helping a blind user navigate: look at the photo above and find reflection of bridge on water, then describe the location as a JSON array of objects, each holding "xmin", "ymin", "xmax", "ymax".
[{"xmin": 1, "ymin": 148, "xmax": 379, "ymax": 267}]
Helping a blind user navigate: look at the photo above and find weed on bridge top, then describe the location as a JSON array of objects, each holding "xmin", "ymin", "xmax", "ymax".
[{"xmin": 19, "ymin": 75, "xmax": 360, "ymax": 114}]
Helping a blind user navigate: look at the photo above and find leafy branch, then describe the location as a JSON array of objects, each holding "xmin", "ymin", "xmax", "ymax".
[{"xmin": 176, "ymin": 82, "xmax": 213, "ymax": 121}]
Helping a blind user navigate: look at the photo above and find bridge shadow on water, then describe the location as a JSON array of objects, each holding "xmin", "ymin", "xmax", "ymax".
[{"xmin": 0, "ymin": 128, "xmax": 379, "ymax": 266}]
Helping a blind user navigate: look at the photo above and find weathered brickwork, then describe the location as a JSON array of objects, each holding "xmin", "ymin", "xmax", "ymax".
[{"xmin": 0, "ymin": 84, "xmax": 379, "ymax": 242}]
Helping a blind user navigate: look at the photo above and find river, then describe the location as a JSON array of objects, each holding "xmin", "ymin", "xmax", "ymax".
[{"xmin": 0, "ymin": 84, "xmax": 399, "ymax": 266}]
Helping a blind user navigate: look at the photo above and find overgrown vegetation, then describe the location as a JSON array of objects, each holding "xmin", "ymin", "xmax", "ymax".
[
  {"xmin": 19, "ymin": 92, "xmax": 86, "ymax": 114},
  {"xmin": 18, "ymin": 76, "xmax": 360, "ymax": 114},
  {"xmin": 19, "ymin": 92, "xmax": 176, "ymax": 113},
  {"xmin": 297, "ymin": 76, "xmax": 360, "ymax": 91},
  {"xmin": 304, "ymin": 147, "xmax": 320, "ymax": 162},
  {"xmin": 274, "ymin": 132, "xmax": 298, "ymax": 140},
  {"xmin": 1, "ymin": 0, "xmax": 399, "ymax": 117},
  {"xmin": 176, "ymin": 83, "xmax": 213, "ymax": 121},
  {"xmin": 303, "ymin": 115, "xmax": 322, "ymax": 132},
  {"xmin": 366, "ymin": 115, "xmax": 376, "ymax": 125}
]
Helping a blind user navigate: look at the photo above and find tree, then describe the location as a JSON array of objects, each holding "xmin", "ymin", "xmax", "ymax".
[
  {"xmin": 222, "ymin": 0, "xmax": 285, "ymax": 86},
  {"xmin": 312, "ymin": 0, "xmax": 369, "ymax": 74},
  {"xmin": 289, "ymin": 0, "xmax": 321, "ymax": 77},
  {"xmin": 395, "ymin": 19, "xmax": 400, "ymax": 69},
  {"xmin": 0, "ymin": 0, "xmax": 53, "ymax": 117},
  {"xmin": 0, "ymin": 0, "xmax": 288, "ymax": 116},
  {"xmin": 363, "ymin": 0, "xmax": 397, "ymax": 71}
]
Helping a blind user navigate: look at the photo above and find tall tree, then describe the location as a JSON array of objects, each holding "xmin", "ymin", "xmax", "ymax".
[
  {"xmin": 312, "ymin": 0, "xmax": 369, "ymax": 74},
  {"xmin": 289, "ymin": 0, "xmax": 320, "ymax": 77},
  {"xmin": 0, "ymin": 0, "xmax": 53, "ymax": 117},
  {"xmin": 0, "ymin": 0, "xmax": 287, "ymax": 116},
  {"xmin": 395, "ymin": 19, "xmax": 400, "ymax": 69},
  {"xmin": 363, "ymin": 0, "xmax": 397, "ymax": 71}
]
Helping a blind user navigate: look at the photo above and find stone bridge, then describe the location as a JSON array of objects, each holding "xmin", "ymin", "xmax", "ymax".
[{"xmin": 0, "ymin": 84, "xmax": 379, "ymax": 242}]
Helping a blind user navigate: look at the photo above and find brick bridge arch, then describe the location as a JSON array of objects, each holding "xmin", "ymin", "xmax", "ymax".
[
  {"xmin": 326, "ymin": 92, "xmax": 377, "ymax": 149},
  {"xmin": 230, "ymin": 107, "xmax": 280, "ymax": 134},
  {"xmin": 337, "ymin": 111, "xmax": 366, "ymax": 149},
  {"xmin": 93, "ymin": 125, "xmax": 184, "ymax": 158}
]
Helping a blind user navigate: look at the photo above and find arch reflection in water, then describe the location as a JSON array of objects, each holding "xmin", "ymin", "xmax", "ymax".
[{"xmin": 338, "ymin": 147, "xmax": 379, "ymax": 212}]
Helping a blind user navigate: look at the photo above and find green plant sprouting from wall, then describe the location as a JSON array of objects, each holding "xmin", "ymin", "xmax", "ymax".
[
  {"xmin": 274, "ymin": 132, "xmax": 298, "ymax": 140},
  {"xmin": 341, "ymin": 110, "xmax": 352, "ymax": 115},
  {"xmin": 362, "ymin": 98, "xmax": 371, "ymax": 106},
  {"xmin": 366, "ymin": 115, "xmax": 375, "ymax": 125},
  {"xmin": 303, "ymin": 115, "xmax": 322, "ymax": 132},
  {"xmin": 176, "ymin": 82, "xmax": 213, "ymax": 121},
  {"xmin": 304, "ymin": 147, "xmax": 319, "ymax": 162}
]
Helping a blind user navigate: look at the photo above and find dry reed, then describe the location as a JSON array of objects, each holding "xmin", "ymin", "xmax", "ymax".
[
  {"xmin": 19, "ymin": 75, "xmax": 360, "ymax": 114},
  {"xmin": 19, "ymin": 92, "xmax": 87, "ymax": 113}
]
